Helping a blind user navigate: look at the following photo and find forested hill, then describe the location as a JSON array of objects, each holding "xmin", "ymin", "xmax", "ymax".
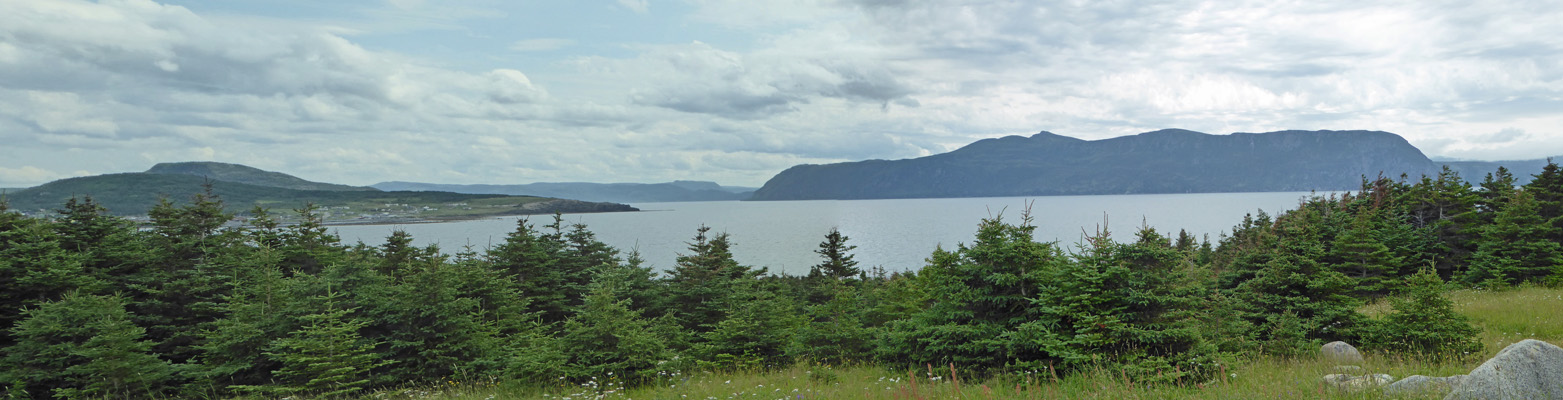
[
  {"xmin": 146, "ymin": 161, "xmax": 378, "ymax": 192},
  {"xmin": 372, "ymin": 180, "xmax": 756, "ymax": 203},
  {"xmin": 3, "ymin": 171, "xmax": 636, "ymax": 217},
  {"xmin": 750, "ymin": 129, "xmax": 1555, "ymax": 200}
]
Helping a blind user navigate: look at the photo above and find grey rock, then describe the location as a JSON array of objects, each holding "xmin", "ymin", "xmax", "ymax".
[
  {"xmin": 1446, "ymin": 339, "xmax": 1563, "ymax": 399},
  {"xmin": 1324, "ymin": 373, "xmax": 1394, "ymax": 392},
  {"xmin": 1322, "ymin": 341, "xmax": 1365, "ymax": 365},
  {"xmin": 1385, "ymin": 375, "xmax": 1465, "ymax": 396}
]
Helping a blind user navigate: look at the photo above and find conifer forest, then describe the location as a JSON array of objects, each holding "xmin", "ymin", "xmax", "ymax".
[{"xmin": 2, "ymin": 163, "xmax": 1562, "ymax": 399}]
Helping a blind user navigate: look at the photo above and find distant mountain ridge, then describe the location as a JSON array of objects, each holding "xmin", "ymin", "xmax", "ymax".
[
  {"xmin": 372, "ymin": 181, "xmax": 756, "ymax": 203},
  {"xmin": 146, "ymin": 161, "xmax": 378, "ymax": 192},
  {"xmin": 749, "ymin": 129, "xmax": 1556, "ymax": 201}
]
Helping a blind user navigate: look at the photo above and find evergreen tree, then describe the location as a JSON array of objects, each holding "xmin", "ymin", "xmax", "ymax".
[
  {"xmin": 695, "ymin": 277, "xmax": 803, "ymax": 370},
  {"xmin": 1367, "ymin": 268, "xmax": 1482, "ymax": 360},
  {"xmin": 1012, "ymin": 226, "xmax": 1216, "ymax": 382},
  {"xmin": 191, "ymin": 248, "xmax": 291, "ymax": 396},
  {"xmin": 809, "ymin": 228, "xmax": 861, "ymax": 281},
  {"xmin": 554, "ymin": 284, "xmax": 675, "ymax": 384},
  {"xmin": 259, "ymin": 287, "xmax": 390, "ymax": 398},
  {"xmin": 1524, "ymin": 159, "xmax": 1563, "ymax": 243},
  {"xmin": 0, "ymin": 208, "xmax": 95, "ymax": 347},
  {"xmin": 878, "ymin": 212, "xmax": 1063, "ymax": 372},
  {"xmin": 372, "ymin": 242, "xmax": 505, "ymax": 385},
  {"xmin": 1477, "ymin": 166, "xmax": 1519, "ymax": 214},
  {"xmin": 790, "ymin": 280, "xmax": 873, "ymax": 365},
  {"xmin": 2, "ymin": 292, "xmax": 173, "ymax": 399},
  {"xmin": 1461, "ymin": 191, "xmax": 1563, "ymax": 286},
  {"xmin": 275, "ymin": 204, "xmax": 347, "ymax": 275},
  {"xmin": 1220, "ymin": 207, "xmax": 1370, "ymax": 349},
  {"xmin": 1328, "ymin": 211, "xmax": 1403, "ymax": 296},
  {"xmin": 666, "ymin": 226, "xmax": 752, "ymax": 333},
  {"xmin": 487, "ymin": 218, "xmax": 575, "ymax": 324}
]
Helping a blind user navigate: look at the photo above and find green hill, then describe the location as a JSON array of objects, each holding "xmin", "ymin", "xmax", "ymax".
[
  {"xmin": 3, "ymin": 172, "xmax": 635, "ymax": 219},
  {"xmin": 145, "ymin": 161, "xmax": 377, "ymax": 192}
]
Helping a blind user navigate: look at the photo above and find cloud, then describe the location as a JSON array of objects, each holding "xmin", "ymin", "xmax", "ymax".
[
  {"xmin": 0, "ymin": 165, "xmax": 87, "ymax": 187},
  {"xmin": 612, "ymin": 41, "xmax": 916, "ymax": 119},
  {"xmin": 509, "ymin": 38, "xmax": 575, "ymax": 52},
  {"xmin": 4, "ymin": 0, "xmax": 1563, "ymax": 189},
  {"xmin": 1472, "ymin": 128, "xmax": 1529, "ymax": 144},
  {"xmin": 617, "ymin": 0, "xmax": 649, "ymax": 14}
]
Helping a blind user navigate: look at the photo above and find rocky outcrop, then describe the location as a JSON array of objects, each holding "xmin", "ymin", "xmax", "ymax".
[{"xmin": 1446, "ymin": 339, "xmax": 1563, "ymax": 399}]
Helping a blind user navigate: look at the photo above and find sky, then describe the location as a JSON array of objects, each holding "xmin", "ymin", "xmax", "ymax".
[{"xmin": 3, "ymin": 0, "xmax": 1563, "ymax": 188}]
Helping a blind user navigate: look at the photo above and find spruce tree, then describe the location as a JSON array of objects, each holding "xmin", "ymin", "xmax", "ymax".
[
  {"xmin": 696, "ymin": 278, "xmax": 803, "ymax": 370},
  {"xmin": 1368, "ymin": 268, "xmax": 1482, "ymax": 360},
  {"xmin": 0, "ymin": 209, "xmax": 95, "ymax": 348},
  {"xmin": 666, "ymin": 226, "xmax": 751, "ymax": 333},
  {"xmin": 809, "ymin": 228, "xmax": 860, "ymax": 281},
  {"xmin": 487, "ymin": 218, "xmax": 575, "ymax": 324},
  {"xmin": 790, "ymin": 280, "xmax": 873, "ymax": 365},
  {"xmin": 1524, "ymin": 159, "xmax": 1563, "ymax": 243},
  {"xmin": 878, "ymin": 212, "xmax": 1063, "ymax": 372},
  {"xmin": 261, "ymin": 287, "xmax": 390, "ymax": 398},
  {"xmin": 1478, "ymin": 167, "xmax": 1518, "ymax": 215},
  {"xmin": 1328, "ymin": 211, "xmax": 1403, "ymax": 296},
  {"xmin": 1013, "ymin": 226, "xmax": 1215, "ymax": 382},
  {"xmin": 1461, "ymin": 191, "xmax": 1563, "ymax": 286},
  {"xmin": 2, "ymin": 292, "xmax": 173, "ymax": 399},
  {"xmin": 555, "ymin": 284, "xmax": 675, "ymax": 384}
]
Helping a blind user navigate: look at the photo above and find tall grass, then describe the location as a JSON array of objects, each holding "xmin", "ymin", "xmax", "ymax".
[{"xmin": 382, "ymin": 286, "xmax": 1563, "ymax": 400}]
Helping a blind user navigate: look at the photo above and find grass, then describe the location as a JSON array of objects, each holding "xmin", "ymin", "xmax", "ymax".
[{"xmin": 372, "ymin": 286, "xmax": 1563, "ymax": 400}]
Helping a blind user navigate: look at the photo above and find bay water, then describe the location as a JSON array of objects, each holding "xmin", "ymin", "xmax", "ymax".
[{"xmin": 331, "ymin": 192, "xmax": 1325, "ymax": 275}]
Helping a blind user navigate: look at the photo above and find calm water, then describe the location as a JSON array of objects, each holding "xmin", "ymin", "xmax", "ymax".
[{"xmin": 331, "ymin": 192, "xmax": 1323, "ymax": 275}]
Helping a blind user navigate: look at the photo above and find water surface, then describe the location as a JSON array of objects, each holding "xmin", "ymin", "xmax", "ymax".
[{"xmin": 332, "ymin": 192, "xmax": 1323, "ymax": 275}]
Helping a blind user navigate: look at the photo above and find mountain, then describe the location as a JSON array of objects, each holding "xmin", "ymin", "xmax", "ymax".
[
  {"xmin": 750, "ymin": 129, "xmax": 1556, "ymax": 201},
  {"xmin": 146, "ymin": 161, "xmax": 378, "ymax": 192},
  {"xmin": 371, "ymin": 181, "xmax": 756, "ymax": 203},
  {"xmin": 3, "ymin": 168, "xmax": 636, "ymax": 219}
]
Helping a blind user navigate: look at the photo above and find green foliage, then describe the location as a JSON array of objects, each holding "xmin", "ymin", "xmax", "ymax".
[
  {"xmin": 791, "ymin": 281, "xmax": 874, "ymax": 365},
  {"xmin": 0, "ymin": 210, "xmax": 96, "ymax": 348},
  {"xmin": 486, "ymin": 217, "xmax": 579, "ymax": 324},
  {"xmin": 1328, "ymin": 211, "xmax": 1404, "ymax": 296},
  {"xmin": 553, "ymin": 285, "xmax": 676, "ymax": 384},
  {"xmin": 878, "ymin": 212, "xmax": 1062, "ymax": 372},
  {"xmin": 695, "ymin": 278, "xmax": 803, "ymax": 370},
  {"xmin": 258, "ymin": 287, "xmax": 391, "ymax": 399},
  {"xmin": 1, "ymin": 292, "xmax": 173, "ymax": 399},
  {"xmin": 6, "ymin": 163, "xmax": 1561, "ymax": 397},
  {"xmin": 1366, "ymin": 268, "xmax": 1483, "ymax": 360},
  {"xmin": 1461, "ymin": 191, "xmax": 1563, "ymax": 286},
  {"xmin": 1013, "ymin": 226, "xmax": 1218, "ymax": 382},
  {"xmin": 809, "ymin": 228, "xmax": 861, "ymax": 281},
  {"xmin": 666, "ymin": 226, "xmax": 753, "ymax": 333}
]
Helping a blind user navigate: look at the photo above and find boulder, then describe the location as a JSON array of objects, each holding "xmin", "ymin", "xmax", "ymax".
[
  {"xmin": 1383, "ymin": 375, "xmax": 1465, "ymax": 397},
  {"xmin": 1321, "ymin": 341, "xmax": 1364, "ymax": 365},
  {"xmin": 1323, "ymin": 373, "xmax": 1394, "ymax": 392},
  {"xmin": 1446, "ymin": 339, "xmax": 1563, "ymax": 399}
]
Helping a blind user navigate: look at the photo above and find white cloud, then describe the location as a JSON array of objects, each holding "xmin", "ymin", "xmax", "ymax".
[
  {"xmin": 0, "ymin": 165, "xmax": 87, "ymax": 187},
  {"xmin": 3, "ymin": 0, "xmax": 1563, "ymax": 189},
  {"xmin": 509, "ymin": 38, "xmax": 575, "ymax": 52},
  {"xmin": 617, "ymin": 0, "xmax": 649, "ymax": 14}
]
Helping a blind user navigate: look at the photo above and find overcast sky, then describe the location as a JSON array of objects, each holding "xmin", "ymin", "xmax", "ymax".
[{"xmin": 3, "ymin": 0, "xmax": 1562, "ymax": 188}]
